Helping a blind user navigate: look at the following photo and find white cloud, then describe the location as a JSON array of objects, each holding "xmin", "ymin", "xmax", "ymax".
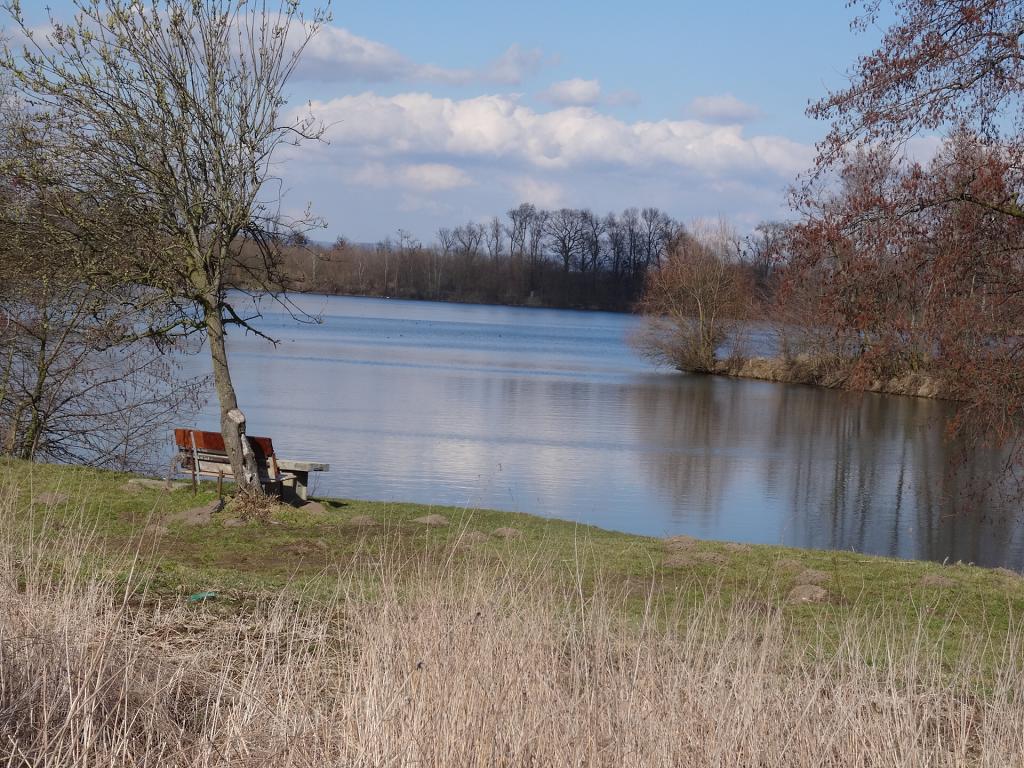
[
  {"xmin": 303, "ymin": 92, "xmax": 811, "ymax": 179},
  {"xmin": 687, "ymin": 93, "xmax": 763, "ymax": 124},
  {"xmin": 512, "ymin": 177, "xmax": 564, "ymax": 208},
  {"xmin": 399, "ymin": 163, "xmax": 474, "ymax": 191},
  {"xmin": 353, "ymin": 162, "xmax": 474, "ymax": 191},
  {"xmin": 296, "ymin": 25, "xmax": 544, "ymax": 85},
  {"xmin": 300, "ymin": 26, "xmax": 417, "ymax": 82},
  {"xmin": 540, "ymin": 78, "xmax": 602, "ymax": 106}
]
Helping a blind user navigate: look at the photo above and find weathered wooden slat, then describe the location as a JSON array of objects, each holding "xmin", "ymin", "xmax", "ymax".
[{"xmin": 173, "ymin": 429, "xmax": 275, "ymax": 458}]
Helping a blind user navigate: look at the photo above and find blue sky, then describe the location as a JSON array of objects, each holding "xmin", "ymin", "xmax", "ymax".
[{"xmin": 12, "ymin": 1, "xmax": 891, "ymax": 242}]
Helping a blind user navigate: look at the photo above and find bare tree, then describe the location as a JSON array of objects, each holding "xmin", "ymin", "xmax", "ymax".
[
  {"xmin": 526, "ymin": 209, "xmax": 549, "ymax": 283},
  {"xmin": 485, "ymin": 216, "xmax": 504, "ymax": 261},
  {"xmin": 453, "ymin": 223, "xmax": 485, "ymax": 261},
  {"xmin": 640, "ymin": 207, "xmax": 674, "ymax": 270},
  {"xmin": 605, "ymin": 213, "xmax": 627, "ymax": 280},
  {"xmin": 506, "ymin": 204, "xmax": 534, "ymax": 260},
  {"xmin": 579, "ymin": 209, "xmax": 607, "ymax": 275},
  {"xmin": 1, "ymin": 0, "xmax": 329, "ymax": 494},
  {"xmin": 635, "ymin": 224, "xmax": 752, "ymax": 373},
  {"xmin": 436, "ymin": 227, "xmax": 456, "ymax": 257},
  {"xmin": 0, "ymin": 274, "xmax": 204, "ymax": 470},
  {"xmin": 621, "ymin": 208, "xmax": 643, "ymax": 279},
  {"xmin": 743, "ymin": 221, "xmax": 790, "ymax": 287},
  {"xmin": 544, "ymin": 208, "xmax": 585, "ymax": 275}
]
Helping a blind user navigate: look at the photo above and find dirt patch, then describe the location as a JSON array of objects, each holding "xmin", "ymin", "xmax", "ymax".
[
  {"xmin": 919, "ymin": 573, "xmax": 956, "ymax": 589},
  {"xmin": 413, "ymin": 514, "xmax": 449, "ymax": 527},
  {"xmin": 788, "ymin": 585, "xmax": 829, "ymax": 604},
  {"xmin": 794, "ymin": 569, "xmax": 830, "ymax": 586},
  {"xmin": 296, "ymin": 500, "xmax": 327, "ymax": 516},
  {"xmin": 32, "ymin": 492, "xmax": 69, "ymax": 507},
  {"xmin": 170, "ymin": 499, "xmax": 224, "ymax": 526},
  {"xmin": 348, "ymin": 515, "xmax": 380, "ymax": 528},
  {"xmin": 664, "ymin": 551, "xmax": 729, "ymax": 569},
  {"xmin": 664, "ymin": 535, "xmax": 699, "ymax": 552},
  {"xmin": 283, "ymin": 541, "xmax": 327, "ymax": 559},
  {"xmin": 492, "ymin": 527, "xmax": 523, "ymax": 539},
  {"xmin": 222, "ymin": 518, "xmax": 246, "ymax": 528}
]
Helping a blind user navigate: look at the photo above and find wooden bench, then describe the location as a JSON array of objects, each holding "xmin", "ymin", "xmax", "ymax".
[{"xmin": 174, "ymin": 428, "xmax": 329, "ymax": 501}]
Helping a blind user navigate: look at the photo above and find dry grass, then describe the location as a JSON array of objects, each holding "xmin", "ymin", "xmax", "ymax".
[
  {"xmin": 714, "ymin": 354, "xmax": 950, "ymax": 400},
  {"xmin": 1, "ymin": 502, "xmax": 1024, "ymax": 764}
]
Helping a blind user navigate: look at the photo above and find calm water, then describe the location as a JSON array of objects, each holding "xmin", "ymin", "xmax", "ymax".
[{"xmin": 180, "ymin": 294, "xmax": 1024, "ymax": 569}]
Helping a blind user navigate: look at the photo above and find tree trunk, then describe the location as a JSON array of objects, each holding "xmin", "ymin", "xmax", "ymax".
[{"xmin": 206, "ymin": 306, "xmax": 263, "ymax": 496}]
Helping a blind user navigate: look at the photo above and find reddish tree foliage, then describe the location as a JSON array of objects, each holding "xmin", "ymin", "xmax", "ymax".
[
  {"xmin": 791, "ymin": 134, "xmax": 1024, "ymax": 394},
  {"xmin": 812, "ymin": 0, "xmax": 1024, "ymax": 182},
  {"xmin": 795, "ymin": 0, "xmax": 1024, "ymax": 476}
]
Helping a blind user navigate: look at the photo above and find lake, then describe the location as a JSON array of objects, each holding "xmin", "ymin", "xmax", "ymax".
[{"xmin": 180, "ymin": 294, "xmax": 1024, "ymax": 569}]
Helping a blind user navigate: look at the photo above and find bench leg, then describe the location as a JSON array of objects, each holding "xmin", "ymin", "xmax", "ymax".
[
  {"xmin": 294, "ymin": 471, "xmax": 309, "ymax": 501},
  {"xmin": 280, "ymin": 471, "xmax": 310, "ymax": 503}
]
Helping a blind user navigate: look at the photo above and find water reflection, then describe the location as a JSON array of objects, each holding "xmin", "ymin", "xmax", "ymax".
[
  {"xmin": 627, "ymin": 375, "xmax": 1022, "ymax": 567},
  {"xmin": 179, "ymin": 295, "xmax": 1024, "ymax": 570}
]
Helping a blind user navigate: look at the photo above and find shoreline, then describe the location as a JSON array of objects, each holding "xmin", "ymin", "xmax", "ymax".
[
  {"xmin": 3, "ymin": 457, "xmax": 1015, "ymax": 586},
  {"xmin": 702, "ymin": 354, "xmax": 952, "ymax": 400}
]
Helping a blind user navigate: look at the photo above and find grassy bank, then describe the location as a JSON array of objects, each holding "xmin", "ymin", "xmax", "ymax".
[
  {"xmin": 3, "ymin": 458, "xmax": 1017, "ymax": 620},
  {"xmin": 2, "ymin": 458, "xmax": 1024, "ymax": 764}
]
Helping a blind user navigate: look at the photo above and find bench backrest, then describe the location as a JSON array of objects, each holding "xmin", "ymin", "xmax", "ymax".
[
  {"xmin": 174, "ymin": 428, "xmax": 280, "ymax": 482},
  {"xmin": 174, "ymin": 428, "xmax": 276, "ymax": 458}
]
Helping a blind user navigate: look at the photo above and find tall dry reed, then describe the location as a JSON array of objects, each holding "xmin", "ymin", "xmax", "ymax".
[{"xmin": 0, "ymin": 495, "xmax": 1022, "ymax": 765}]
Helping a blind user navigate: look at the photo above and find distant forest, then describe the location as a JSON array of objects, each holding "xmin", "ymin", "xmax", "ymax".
[{"xmin": 243, "ymin": 204, "xmax": 785, "ymax": 312}]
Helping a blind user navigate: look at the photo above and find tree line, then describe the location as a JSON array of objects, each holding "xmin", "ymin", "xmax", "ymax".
[{"xmin": 244, "ymin": 208, "xmax": 788, "ymax": 313}]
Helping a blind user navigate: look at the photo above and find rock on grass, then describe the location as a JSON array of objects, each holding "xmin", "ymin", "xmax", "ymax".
[{"xmin": 170, "ymin": 499, "xmax": 223, "ymax": 526}]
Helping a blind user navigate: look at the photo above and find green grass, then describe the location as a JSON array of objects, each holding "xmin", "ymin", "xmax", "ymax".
[{"xmin": 4, "ymin": 456, "xmax": 1024, "ymax": 668}]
